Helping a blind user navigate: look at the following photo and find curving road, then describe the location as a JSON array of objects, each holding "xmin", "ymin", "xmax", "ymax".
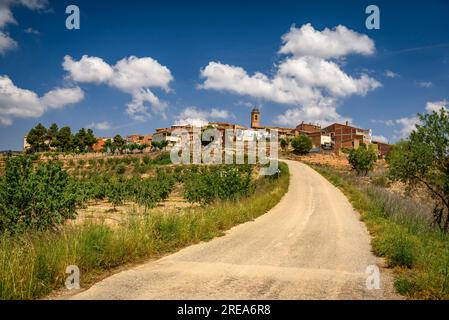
[{"xmin": 71, "ymin": 160, "xmax": 399, "ymax": 300}]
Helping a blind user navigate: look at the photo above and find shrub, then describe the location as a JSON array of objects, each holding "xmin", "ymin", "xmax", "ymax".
[
  {"xmin": 348, "ymin": 144, "xmax": 377, "ymax": 175},
  {"xmin": 291, "ymin": 135, "xmax": 312, "ymax": 155},
  {"xmin": 183, "ymin": 165, "xmax": 253, "ymax": 204},
  {"xmin": 107, "ymin": 179, "xmax": 126, "ymax": 209},
  {"xmin": 0, "ymin": 156, "xmax": 77, "ymax": 233}
]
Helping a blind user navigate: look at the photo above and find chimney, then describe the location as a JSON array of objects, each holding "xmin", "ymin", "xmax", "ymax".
[{"xmin": 345, "ymin": 121, "xmax": 349, "ymax": 126}]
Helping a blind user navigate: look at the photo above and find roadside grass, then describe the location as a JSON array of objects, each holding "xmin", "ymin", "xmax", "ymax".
[
  {"xmin": 311, "ymin": 163, "xmax": 449, "ymax": 299},
  {"xmin": 0, "ymin": 162, "xmax": 289, "ymax": 300}
]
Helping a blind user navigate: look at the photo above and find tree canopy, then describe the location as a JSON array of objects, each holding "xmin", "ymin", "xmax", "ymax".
[
  {"xmin": 387, "ymin": 108, "xmax": 449, "ymax": 232},
  {"xmin": 291, "ymin": 135, "xmax": 312, "ymax": 155},
  {"xmin": 26, "ymin": 123, "xmax": 97, "ymax": 153},
  {"xmin": 348, "ymin": 143, "xmax": 377, "ymax": 175}
]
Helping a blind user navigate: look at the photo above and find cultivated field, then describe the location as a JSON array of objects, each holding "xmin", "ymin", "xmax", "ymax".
[{"xmin": 0, "ymin": 152, "xmax": 289, "ymax": 299}]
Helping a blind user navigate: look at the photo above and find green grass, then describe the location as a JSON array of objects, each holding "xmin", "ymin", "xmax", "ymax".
[
  {"xmin": 311, "ymin": 163, "xmax": 449, "ymax": 300},
  {"xmin": 0, "ymin": 162, "xmax": 289, "ymax": 300}
]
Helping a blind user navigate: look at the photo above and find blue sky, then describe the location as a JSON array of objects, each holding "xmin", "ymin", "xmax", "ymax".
[{"xmin": 0, "ymin": 0, "xmax": 448, "ymax": 150}]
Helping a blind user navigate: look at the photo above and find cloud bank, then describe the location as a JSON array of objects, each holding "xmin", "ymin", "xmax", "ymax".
[
  {"xmin": 63, "ymin": 55, "xmax": 173, "ymax": 121},
  {"xmin": 394, "ymin": 100, "xmax": 448, "ymax": 139},
  {"xmin": 0, "ymin": 75, "xmax": 84, "ymax": 125},
  {"xmin": 199, "ymin": 23, "xmax": 380, "ymax": 126}
]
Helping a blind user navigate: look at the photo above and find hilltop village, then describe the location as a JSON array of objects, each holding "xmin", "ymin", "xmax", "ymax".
[{"xmin": 24, "ymin": 108, "xmax": 391, "ymax": 157}]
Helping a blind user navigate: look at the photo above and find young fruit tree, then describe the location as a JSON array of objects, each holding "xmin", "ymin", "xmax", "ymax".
[
  {"xmin": 387, "ymin": 108, "xmax": 449, "ymax": 232},
  {"xmin": 291, "ymin": 135, "xmax": 312, "ymax": 155},
  {"xmin": 348, "ymin": 143, "xmax": 377, "ymax": 175}
]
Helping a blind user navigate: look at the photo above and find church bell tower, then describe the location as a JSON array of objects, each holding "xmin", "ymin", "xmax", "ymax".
[{"xmin": 251, "ymin": 107, "xmax": 260, "ymax": 128}]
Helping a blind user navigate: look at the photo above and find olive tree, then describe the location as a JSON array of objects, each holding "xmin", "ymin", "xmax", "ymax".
[{"xmin": 387, "ymin": 109, "xmax": 449, "ymax": 232}]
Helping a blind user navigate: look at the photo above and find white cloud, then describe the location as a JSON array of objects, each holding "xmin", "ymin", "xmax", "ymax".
[
  {"xmin": 209, "ymin": 108, "xmax": 233, "ymax": 119},
  {"xmin": 417, "ymin": 81, "xmax": 433, "ymax": 88},
  {"xmin": 174, "ymin": 106, "xmax": 233, "ymax": 126},
  {"xmin": 0, "ymin": 31, "xmax": 17, "ymax": 54},
  {"xmin": 63, "ymin": 55, "xmax": 114, "ymax": 84},
  {"xmin": 86, "ymin": 121, "xmax": 112, "ymax": 131},
  {"xmin": 393, "ymin": 100, "xmax": 448, "ymax": 139},
  {"xmin": 372, "ymin": 135, "xmax": 388, "ymax": 143},
  {"xmin": 41, "ymin": 86, "xmax": 84, "ymax": 109},
  {"xmin": 275, "ymin": 104, "xmax": 351, "ymax": 127},
  {"xmin": 371, "ymin": 119, "xmax": 395, "ymax": 126},
  {"xmin": 278, "ymin": 24, "xmax": 375, "ymax": 59},
  {"xmin": 125, "ymin": 88, "xmax": 166, "ymax": 121},
  {"xmin": 110, "ymin": 56, "xmax": 173, "ymax": 93},
  {"xmin": 0, "ymin": 0, "xmax": 47, "ymax": 54},
  {"xmin": 199, "ymin": 24, "xmax": 380, "ymax": 127},
  {"xmin": 64, "ymin": 55, "xmax": 173, "ymax": 121},
  {"xmin": 0, "ymin": 7, "xmax": 17, "ymax": 28},
  {"xmin": 384, "ymin": 70, "xmax": 400, "ymax": 78},
  {"xmin": 0, "ymin": 75, "xmax": 43, "ymax": 123},
  {"xmin": 0, "ymin": 75, "xmax": 84, "ymax": 126},
  {"xmin": 395, "ymin": 116, "xmax": 419, "ymax": 139},
  {"xmin": 278, "ymin": 56, "xmax": 380, "ymax": 97},
  {"xmin": 425, "ymin": 100, "xmax": 448, "ymax": 112}
]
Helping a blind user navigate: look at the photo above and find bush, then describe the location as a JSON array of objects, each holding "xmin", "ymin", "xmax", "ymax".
[
  {"xmin": 0, "ymin": 163, "xmax": 289, "ymax": 300},
  {"xmin": 291, "ymin": 135, "xmax": 312, "ymax": 155},
  {"xmin": 137, "ymin": 170, "xmax": 175, "ymax": 208},
  {"xmin": 183, "ymin": 165, "xmax": 253, "ymax": 204},
  {"xmin": 0, "ymin": 156, "xmax": 77, "ymax": 233},
  {"xmin": 348, "ymin": 144, "xmax": 377, "ymax": 175},
  {"xmin": 107, "ymin": 178, "xmax": 126, "ymax": 209}
]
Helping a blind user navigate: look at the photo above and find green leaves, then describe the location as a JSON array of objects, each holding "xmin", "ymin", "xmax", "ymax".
[
  {"xmin": 291, "ymin": 135, "xmax": 313, "ymax": 155},
  {"xmin": 0, "ymin": 156, "xmax": 77, "ymax": 233},
  {"xmin": 26, "ymin": 123, "xmax": 97, "ymax": 153},
  {"xmin": 348, "ymin": 144, "xmax": 377, "ymax": 175},
  {"xmin": 26, "ymin": 123, "xmax": 48, "ymax": 152},
  {"xmin": 183, "ymin": 165, "xmax": 253, "ymax": 204},
  {"xmin": 387, "ymin": 108, "xmax": 449, "ymax": 232}
]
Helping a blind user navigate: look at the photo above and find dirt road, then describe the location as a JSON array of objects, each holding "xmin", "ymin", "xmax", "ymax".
[{"xmin": 71, "ymin": 160, "xmax": 398, "ymax": 299}]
